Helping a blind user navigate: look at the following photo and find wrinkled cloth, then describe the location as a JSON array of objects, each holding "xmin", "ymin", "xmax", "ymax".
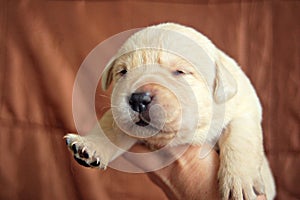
[{"xmin": 0, "ymin": 0, "xmax": 299, "ymax": 199}]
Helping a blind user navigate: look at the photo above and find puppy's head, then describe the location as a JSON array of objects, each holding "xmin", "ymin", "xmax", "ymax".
[{"xmin": 101, "ymin": 23, "xmax": 237, "ymax": 146}]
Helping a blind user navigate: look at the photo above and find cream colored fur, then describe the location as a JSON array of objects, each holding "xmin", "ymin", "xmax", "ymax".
[{"xmin": 65, "ymin": 23, "xmax": 276, "ymax": 200}]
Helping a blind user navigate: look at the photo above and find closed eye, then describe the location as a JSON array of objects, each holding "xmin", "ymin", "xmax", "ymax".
[
  {"xmin": 118, "ymin": 69, "xmax": 127, "ymax": 76},
  {"xmin": 173, "ymin": 70, "xmax": 185, "ymax": 76}
]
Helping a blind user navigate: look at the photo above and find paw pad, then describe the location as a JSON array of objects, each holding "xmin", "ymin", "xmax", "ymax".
[{"xmin": 78, "ymin": 148, "xmax": 89, "ymax": 159}]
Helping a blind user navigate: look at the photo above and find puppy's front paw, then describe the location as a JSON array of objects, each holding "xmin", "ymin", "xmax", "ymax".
[
  {"xmin": 64, "ymin": 134, "xmax": 107, "ymax": 169},
  {"xmin": 218, "ymin": 166, "xmax": 265, "ymax": 200}
]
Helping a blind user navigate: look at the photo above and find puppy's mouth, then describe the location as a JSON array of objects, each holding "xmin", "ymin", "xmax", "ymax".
[
  {"xmin": 136, "ymin": 118, "xmax": 149, "ymax": 127},
  {"xmin": 133, "ymin": 105, "xmax": 166, "ymax": 130},
  {"xmin": 136, "ymin": 114, "xmax": 150, "ymax": 127}
]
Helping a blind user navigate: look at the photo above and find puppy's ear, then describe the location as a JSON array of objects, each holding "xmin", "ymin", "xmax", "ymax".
[
  {"xmin": 213, "ymin": 51, "xmax": 238, "ymax": 104},
  {"xmin": 101, "ymin": 60, "xmax": 115, "ymax": 91}
]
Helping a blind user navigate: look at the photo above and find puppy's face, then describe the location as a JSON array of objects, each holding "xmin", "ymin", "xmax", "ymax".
[
  {"xmin": 101, "ymin": 24, "xmax": 238, "ymax": 147},
  {"xmin": 104, "ymin": 49, "xmax": 213, "ymax": 146}
]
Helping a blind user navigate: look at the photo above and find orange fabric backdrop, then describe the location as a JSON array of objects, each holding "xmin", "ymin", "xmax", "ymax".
[{"xmin": 0, "ymin": 0, "xmax": 299, "ymax": 199}]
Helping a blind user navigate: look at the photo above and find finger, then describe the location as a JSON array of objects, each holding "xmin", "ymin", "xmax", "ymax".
[
  {"xmin": 124, "ymin": 144, "xmax": 189, "ymax": 172},
  {"xmin": 129, "ymin": 144, "xmax": 153, "ymax": 153}
]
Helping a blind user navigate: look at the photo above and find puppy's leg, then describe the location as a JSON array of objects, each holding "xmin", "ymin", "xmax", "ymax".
[
  {"xmin": 65, "ymin": 110, "xmax": 137, "ymax": 169},
  {"xmin": 261, "ymin": 156, "xmax": 276, "ymax": 200},
  {"xmin": 218, "ymin": 117, "xmax": 268, "ymax": 200}
]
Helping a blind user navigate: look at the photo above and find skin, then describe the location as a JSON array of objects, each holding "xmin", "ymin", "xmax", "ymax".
[{"xmin": 127, "ymin": 144, "xmax": 266, "ymax": 200}]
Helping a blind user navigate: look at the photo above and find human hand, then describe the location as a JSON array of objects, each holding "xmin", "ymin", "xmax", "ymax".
[{"xmin": 125, "ymin": 144, "xmax": 266, "ymax": 200}]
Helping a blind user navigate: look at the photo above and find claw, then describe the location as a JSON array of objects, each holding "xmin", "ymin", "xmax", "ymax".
[
  {"xmin": 79, "ymin": 147, "xmax": 89, "ymax": 158},
  {"xmin": 100, "ymin": 164, "xmax": 107, "ymax": 170},
  {"xmin": 90, "ymin": 158, "xmax": 101, "ymax": 167},
  {"xmin": 64, "ymin": 136, "xmax": 71, "ymax": 146}
]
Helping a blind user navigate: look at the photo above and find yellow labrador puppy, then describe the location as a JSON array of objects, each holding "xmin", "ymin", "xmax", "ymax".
[{"xmin": 65, "ymin": 23, "xmax": 275, "ymax": 200}]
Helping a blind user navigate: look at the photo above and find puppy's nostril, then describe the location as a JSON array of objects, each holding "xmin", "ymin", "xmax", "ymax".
[
  {"xmin": 141, "ymin": 94, "xmax": 151, "ymax": 105},
  {"xmin": 129, "ymin": 92, "xmax": 152, "ymax": 113}
]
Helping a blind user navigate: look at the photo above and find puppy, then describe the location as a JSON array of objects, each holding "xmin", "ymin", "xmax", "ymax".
[{"xmin": 65, "ymin": 23, "xmax": 276, "ymax": 200}]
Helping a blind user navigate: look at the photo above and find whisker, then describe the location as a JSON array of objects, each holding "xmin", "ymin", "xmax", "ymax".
[
  {"xmin": 97, "ymin": 94, "xmax": 111, "ymax": 99},
  {"xmin": 111, "ymin": 92, "xmax": 129, "ymax": 97},
  {"xmin": 98, "ymin": 106, "xmax": 111, "ymax": 112},
  {"xmin": 97, "ymin": 103, "xmax": 129, "ymax": 109}
]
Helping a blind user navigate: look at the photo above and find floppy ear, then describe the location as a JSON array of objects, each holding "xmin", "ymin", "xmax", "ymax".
[
  {"xmin": 101, "ymin": 60, "xmax": 115, "ymax": 91},
  {"xmin": 213, "ymin": 51, "xmax": 238, "ymax": 104}
]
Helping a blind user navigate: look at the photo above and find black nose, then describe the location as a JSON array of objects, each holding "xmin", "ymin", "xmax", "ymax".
[{"xmin": 129, "ymin": 92, "xmax": 152, "ymax": 113}]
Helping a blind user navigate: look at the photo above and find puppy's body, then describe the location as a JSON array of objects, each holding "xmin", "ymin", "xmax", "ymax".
[{"xmin": 65, "ymin": 23, "xmax": 275, "ymax": 200}]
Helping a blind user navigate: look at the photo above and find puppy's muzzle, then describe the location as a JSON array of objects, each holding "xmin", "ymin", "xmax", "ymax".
[{"xmin": 129, "ymin": 92, "xmax": 152, "ymax": 113}]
